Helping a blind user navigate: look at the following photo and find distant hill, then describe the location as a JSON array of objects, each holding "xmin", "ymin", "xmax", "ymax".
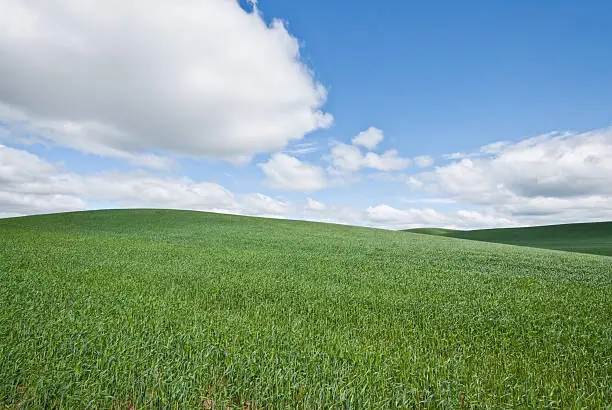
[{"xmin": 405, "ymin": 221, "xmax": 612, "ymax": 256}]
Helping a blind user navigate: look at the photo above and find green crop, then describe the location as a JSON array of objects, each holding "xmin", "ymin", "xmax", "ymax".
[
  {"xmin": 406, "ymin": 221, "xmax": 612, "ymax": 256},
  {"xmin": 1, "ymin": 209, "xmax": 610, "ymax": 408}
]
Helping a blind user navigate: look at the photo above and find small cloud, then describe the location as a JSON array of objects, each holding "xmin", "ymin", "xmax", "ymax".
[
  {"xmin": 363, "ymin": 150, "xmax": 411, "ymax": 171},
  {"xmin": 240, "ymin": 193, "xmax": 290, "ymax": 215},
  {"xmin": 352, "ymin": 127, "xmax": 384, "ymax": 149},
  {"xmin": 259, "ymin": 153, "xmax": 328, "ymax": 192},
  {"xmin": 284, "ymin": 141, "xmax": 319, "ymax": 156},
  {"xmin": 329, "ymin": 143, "xmax": 410, "ymax": 172},
  {"xmin": 443, "ymin": 152, "xmax": 468, "ymax": 160},
  {"xmin": 406, "ymin": 176, "xmax": 425, "ymax": 189},
  {"xmin": 306, "ymin": 197, "xmax": 327, "ymax": 211},
  {"xmin": 414, "ymin": 155, "xmax": 434, "ymax": 168},
  {"xmin": 480, "ymin": 141, "xmax": 510, "ymax": 155}
]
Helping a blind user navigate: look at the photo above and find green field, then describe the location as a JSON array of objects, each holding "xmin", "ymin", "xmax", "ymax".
[
  {"xmin": 1, "ymin": 210, "xmax": 610, "ymax": 408},
  {"xmin": 405, "ymin": 222, "xmax": 612, "ymax": 257}
]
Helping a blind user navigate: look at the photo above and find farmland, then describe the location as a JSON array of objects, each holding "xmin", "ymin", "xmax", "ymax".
[
  {"xmin": 406, "ymin": 221, "xmax": 612, "ymax": 256},
  {"xmin": 0, "ymin": 209, "xmax": 610, "ymax": 408}
]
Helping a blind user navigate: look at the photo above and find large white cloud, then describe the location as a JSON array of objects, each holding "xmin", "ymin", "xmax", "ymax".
[{"xmin": 0, "ymin": 0, "xmax": 331, "ymax": 162}]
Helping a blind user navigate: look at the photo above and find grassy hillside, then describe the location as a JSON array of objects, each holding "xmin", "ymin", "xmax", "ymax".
[
  {"xmin": 1, "ymin": 210, "xmax": 610, "ymax": 408},
  {"xmin": 405, "ymin": 221, "xmax": 612, "ymax": 256}
]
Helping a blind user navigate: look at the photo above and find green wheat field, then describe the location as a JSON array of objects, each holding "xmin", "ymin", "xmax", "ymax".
[
  {"xmin": 1, "ymin": 209, "xmax": 610, "ymax": 408},
  {"xmin": 406, "ymin": 221, "xmax": 612, "ymax": 257}
]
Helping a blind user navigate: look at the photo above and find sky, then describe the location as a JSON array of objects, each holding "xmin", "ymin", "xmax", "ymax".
[{"xmin": 1, "ymin": 0, "xmax": 611, "ymax": 229}]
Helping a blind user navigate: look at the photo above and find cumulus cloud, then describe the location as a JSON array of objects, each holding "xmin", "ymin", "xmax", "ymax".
[
  {"xmin": 352, "ymin": 127, "xmax": 384, "ymax": 149},
  {"xmin": 433, "ymin": 129, "xmax": 612, "ymax": 200},
  {"xmin": 0, "ymin": 0, "xmax": 331, "ymax": 162},
  {"xmin": 328, "ymin": 126, "xmax": 411, "ymax": 174},
  {"xmin": 259, "ymin": 153, "xmax": 328, "ymax": 192},
  {"xmin": 363, "ymin": 150, "xmax": 411, "ymax": 171},
  {"xmin": 409, "ymin": 127, "xmax": 612, "ymax": 224},
  {"xmin": 329, "ymin": 143, "xmax": 411, "ymax": 172},
  {"xmin": 328, "ymin": 144, "xmax": 364, "ymax": 172}
]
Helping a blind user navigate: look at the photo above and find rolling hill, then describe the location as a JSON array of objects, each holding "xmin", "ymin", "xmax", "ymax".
[
  {"xmin": 1, "ymin": 210, "xmax": 610, "ymax": 408},
  {"xmin": 405, "ymin": 221, "xmax": 612, "ymax": 256}
]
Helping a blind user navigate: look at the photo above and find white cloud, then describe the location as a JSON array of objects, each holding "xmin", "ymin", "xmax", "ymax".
[
  {"xmin": 414, "ymin": 155, "xmax": 434, "ymax": 168},
  {"xmin": 0, "ymin": 143, "xmax": 57, "ymax": 184},
  {"xmin": 306, "ymin": 197, "xmax": 327, "ymax": 211},
  {"xmin": 0, "ymin": 144, "xmax": 86, "ymax": 213},
  {"xmin": 283, "ymin": 141, "xmax": 319, "ymax": 156},
  {"xmin": 84, "ymin": 173, "xmax": 237, "ymax": 210},
  {"xmin": 363, "ymin": 150, "xmax": 411, "ymax": 171},
  {"xmin": 433, "ymin": 129, "xmax": 612, "ymax": 201},
  {"xmin": 1, "ymin": 143, "xmax": 512, "ymax": 229},
  {"xmin": 239, "ymin": 193, "xmax": 290, "ymax": 215},
  {"xmin": 0, "ymin": 190, "xmax": 86, "ymax": 214},
  {"xmin": 366, "ymin": 204, "xmax": 516, "ymax": 230},
  {"xmin": 6, "ymin": 126, "xmax": 612, "ymax": 229},
  {"xmin": 352, "ymin": 127, "xmax": 384, "ymax": 149},
  {"xmin": 406, "ymin": 176, "xmax": 425, "ymax": 189},
  {"xmin": 366, "ymin": 204, "xmax": 445, "ymax": 227},
  {"xmin": 0, "ymin": 0, "xmax": 331, "ymax": 162},
  {"xmin": 259, "ymin": 153, "xmax": 328, "ymax": 192},
  {"xmin": 442, "ymin": 152, "xmax": 477, "ymax": 160},
  {"xmin": 250, "ymin": 126, "xmax": 414, "ymax": 190},
  {"xmin": 0, "ymin": 105, "xmax": 176, "ymax": 170},
  {"xmin": 329, "ymin": 144, "xmax": 364, "ymax": 172},
  {"xmin": 329, "ymin": 143, "xmax": 411, "ymax": 172},
  {"xmin": 0, "ymin": 144, "xmax": 297, "ymax": 218},
  {"xmin": 409, "ymin": 127, "xmax": 612, "ymax": 224},
  {"xmin": 400, "ymin": 197, "xmax": 456, "ymax": 204}
]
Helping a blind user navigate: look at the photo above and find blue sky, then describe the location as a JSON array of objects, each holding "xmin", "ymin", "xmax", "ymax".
[
  {"xmin": 0, "ymin": 0, "xmax": 611, "ymax": 228},
  {"xmin": 254, "ymin": 0, "xmax": 612, "ymax": 143}
]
